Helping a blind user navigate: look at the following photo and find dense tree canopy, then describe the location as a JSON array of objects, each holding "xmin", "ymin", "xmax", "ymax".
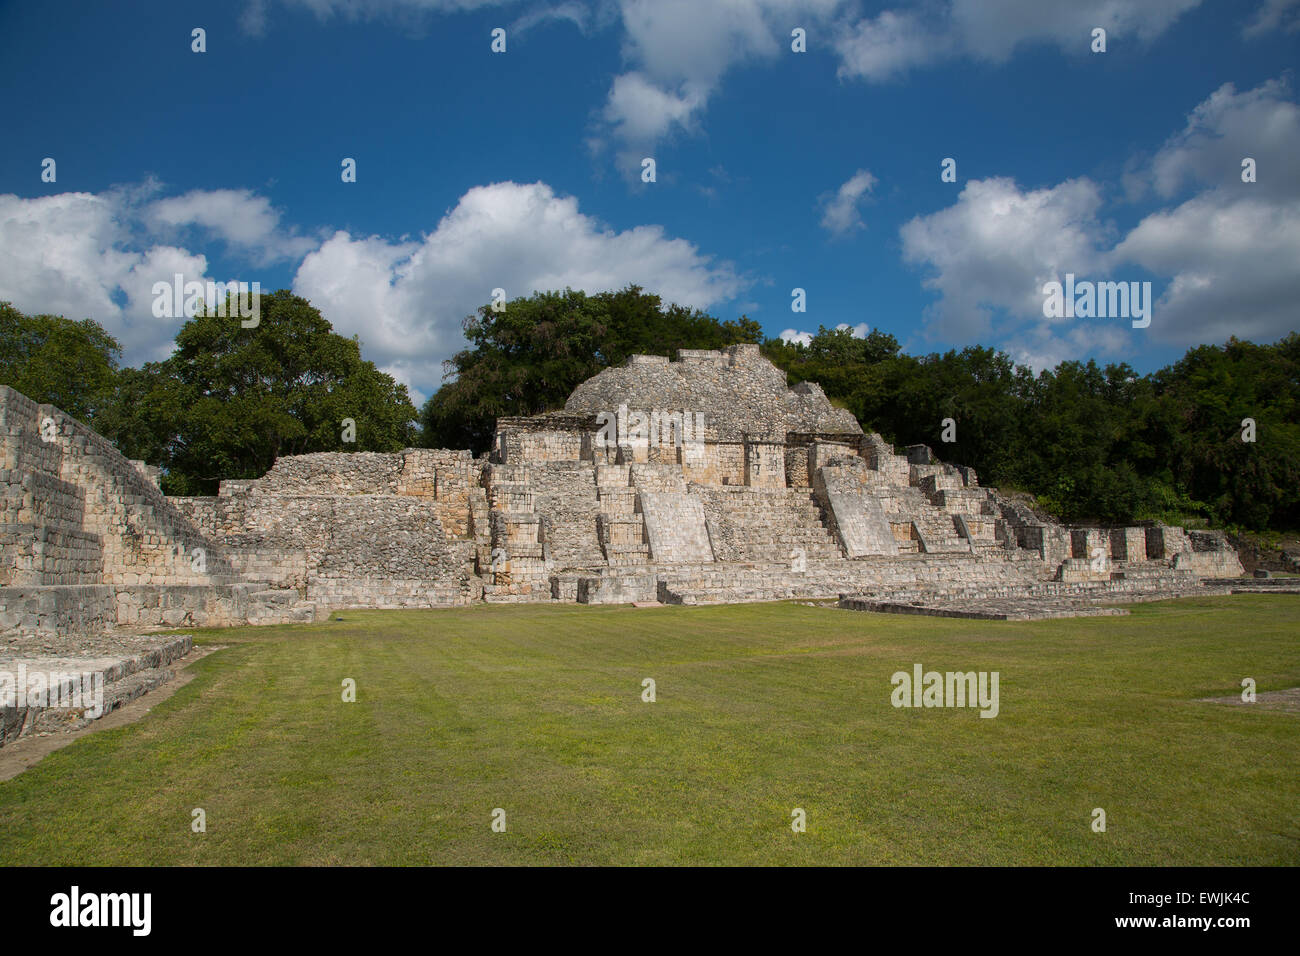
[
  {"xmin": 2, "ymin": 293, "xmax": 1295, "ymax": 530},
  {"xmin": 0, "ymin": 302, "xmax": 121, "ymax": 422},
  {"xmin": 1152, "ymin": 337, "xmax": 1300, "ymax": 529},
  {"xmin": 1, "ymin": 295, "xmax": 418, "ymax": 495},
  {"xmin": 138, "ymin": 291, "xmax": 419, "ymax": 494},
  {"xmin": 763, "ymin": 325, "xmax": 1300, "ymax": 530}
]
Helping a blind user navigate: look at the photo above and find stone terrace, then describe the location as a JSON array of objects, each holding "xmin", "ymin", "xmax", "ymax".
[{"xmin": 0, "ymin": 346, "xmax": 1255, "ymax": 743}]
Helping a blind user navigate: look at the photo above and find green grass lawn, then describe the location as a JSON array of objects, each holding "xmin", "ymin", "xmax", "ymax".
[{"xmin": 1, "ymin": 595, "xmax": 1296, "ymax": 865}]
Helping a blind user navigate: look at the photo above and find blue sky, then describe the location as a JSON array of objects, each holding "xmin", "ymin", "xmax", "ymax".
[{"xmin": 2, "ymin": 0, "xmax": 1298, "ymax": 401}]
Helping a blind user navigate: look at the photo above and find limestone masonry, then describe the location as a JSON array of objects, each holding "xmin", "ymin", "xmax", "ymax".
[
  {"xmin": 3, "ymin": 344, "xmax": 1276, "ymax": 743},
  {"xmin": 1, "ymin": 343, "xmax": 1251, "ymax": 640}
]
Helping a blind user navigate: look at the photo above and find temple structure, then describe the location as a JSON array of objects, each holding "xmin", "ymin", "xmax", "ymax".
[
  {"xmin": 0, "ymin": 344, "xmax": 1248, "ymax": 640},
  {"xmin": 0, "ymin": 345, "xmax": 1272, "ymax": 742}
]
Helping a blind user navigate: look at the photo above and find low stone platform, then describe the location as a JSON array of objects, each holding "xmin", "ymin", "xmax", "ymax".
[
  {"xmin": 1198, "ymin": 686, "xmax": 1300, "ymax": 714},
  {"xmin": 838, "ymin": 597, "xmax": 1130, "ymax": 620},
  {"xmin": 1203, "ymin": 576, "xmax": 1300, "ymax": 586},
  {"xmin": 0, "ymin": 633, "xmax": 193, "ymax": 747},
  {"xmin": 838, "ymin": 579, "xmax": 1235, "ymax": 621},
  {"xmin": 1209, "ymin": 578, "xmax": 1300, "ymax": 596}
]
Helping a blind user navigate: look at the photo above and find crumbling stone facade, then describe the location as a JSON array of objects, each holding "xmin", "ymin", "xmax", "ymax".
[
  {"xmin": 0, "ymin": 384, "xmax": 318, "ymax": 642},
  {"xmin": 1, "ymin": 345, "xmax": 1248, "ymax": 641}
]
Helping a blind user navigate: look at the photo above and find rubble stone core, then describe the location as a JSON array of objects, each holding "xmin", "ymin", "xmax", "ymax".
[{"xmin": 1, "ymin": 345, "xmax": 1249, "ymax": 639}]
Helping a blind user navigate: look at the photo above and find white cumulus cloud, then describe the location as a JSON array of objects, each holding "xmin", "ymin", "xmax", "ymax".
[
  {"xmin": 900, "ymin": 176, "xmax": 1112, "ymax": 341},
  {"xmin": 1116, "ymin": 77, "xmax": 1300, "ymax": 344},
  {"xmin": 595, "ymin": 0, "xmax": 843, "ymax": 166},
  {"xmin": 1243, "ymin": 0, "xmax": 1300, "ymax": 37},
  {"xmin": 145, "ymin": 188, "xmax": 317, "ymax": 265},
  {"xmin": 293, "ymin": 180, "xmax": 746, "ymax": 399},
  {"xmin": 819, "ymin": 169, "xmax": 878, "ymax": 237},
  {"xmin": 0, "ymin": 189, "xmax": 216, "ymax": 364},
  {"xmin": 1145, "ymin": 78, "xmax": 1300, "ymax": 201},
  {"xmin": 0, "ymin": 180, "xmax": 744, "ymax": 400},
  {"xmin": 836, "ymin": 0, "xmax": 1202, "ymax": 82},
  {"xmin": 899, "ymin": 76, "xmax": 1300, "ymax": 355}
]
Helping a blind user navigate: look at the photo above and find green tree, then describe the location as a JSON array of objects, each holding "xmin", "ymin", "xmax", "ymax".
[
  {"xmin": 94, "ymin": 363, "xmax": 184, "ymax": 469},
  {"xmin": 760, "ymin": 330, "xmax": 1299, "ymax": 530},
  {"xmin": 111, "ymin": 290, "xmax": 417, "ymax": 495},
  {"xmin": 1150, "ymin": 335, "xmax": 1300, "ymax": 529},
  {"xmin": 762, "ymin": 325, "xmax": 902, "ymax": 403},
  {"xmin": 0, "ymin": 302, "xmax": 121, "ymax": 421}
]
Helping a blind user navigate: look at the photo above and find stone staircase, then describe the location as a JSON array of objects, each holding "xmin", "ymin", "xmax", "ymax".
[
  {"xmin": 926, "ymin": 486, "xmax": 992, "ymax": 515},
  {"xmin": 595, "ymin": 465, "xmax": 650, "ymax": 566},
  {"xmin": 657, "ymin": 552, "xmax": 1049, "ymax": 605},
  {"xmin": 698, "ymin": 487, "xmax": 843, "ymax": 563},
  {"xmin": 877, "ymin": 484, "xmax": 969, "ymax": 554},
  {"xmin": 910, "ymin": 508, "xmax": 968, "ymax": 553},
  {"xmin": 927, "ymin": 488, "xmax": 1001, "ymax": 550},
  {"xmin": 480, "ymin": 464, "xmax": 550, "ymax": 602}
]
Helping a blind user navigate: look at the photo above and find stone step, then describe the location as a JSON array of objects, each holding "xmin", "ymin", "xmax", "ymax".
[{"xmin": 0, "ymin": 635, "xmax": 194, "ymax": 746}]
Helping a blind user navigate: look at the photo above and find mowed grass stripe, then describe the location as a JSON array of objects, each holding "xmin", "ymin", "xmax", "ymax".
[{"xmin": 0, "ymin": 596, "xmax": 1295, "ymax": 865}]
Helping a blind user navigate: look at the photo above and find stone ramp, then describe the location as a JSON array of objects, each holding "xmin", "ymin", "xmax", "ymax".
[
  {"xmin": 637, "ymin": 492, "xmax": 712, "ymax": 563},
  {"xmin": 0, "ymin": 633, "xmax": 193, "ymax": 747},
  {"xmin": 655, "ymin": 552, "xmax": 1048, "ymax": 605},
  {"xmin": 839, "ymin": 597, "xmax": 1130, "ymax": 620},
  {"xmin": 624, "ymin": 464, "xmax": 710, "ymax": 565},
  {"xmin": 530, "ymin": 462, "xmax": 604, "ymax": 570},
  {"xmin": 838, "ymin": 574, "xmax": 1227, "ymax": 620}
]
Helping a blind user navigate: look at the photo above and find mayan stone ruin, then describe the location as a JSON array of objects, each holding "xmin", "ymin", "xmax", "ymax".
[
  {"xmin": 2, "ymin": 345, "xmax": 1267, "ymax": 745},
  {"xmin": 2, "ymin": 341, "xmax": 1255, "ymax": 651},
  {"xmin": 4, "ymin": 344, "xmax": 1291, "ymax": 746}
]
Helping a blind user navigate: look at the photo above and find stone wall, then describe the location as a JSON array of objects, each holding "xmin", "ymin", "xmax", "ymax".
[
  {"xmin": 1145, "ymin": 525, "xmax": 1192, "ymax": 560},
  {"xmin": 0, "ymin": 340, "xmax": 1250, "ymax": 635},
  {"xmin": 1110, "ymin": 527, "xmax": 1148, "ymax": 562},
  {"xmin": 255, "ymin": 452, "xmax": 405, "ymax": 495},
  {"xmin": 0, "ymin": 584, "xmax": 116, "ymax": 638},
  {"xmin": 173, "ymin": 484, "xmax": 479, "ymax": 608},
  {"xmin": 564, "ymin": 345, "xmax": 861, "ymax": 442},
  {"xmin": 1175, "ymin": 530, "xmax": 1246, "ymax": 577},
  {"xmin": 528, "ymin": 462, "xmax": 604, "ymax": 570}
]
